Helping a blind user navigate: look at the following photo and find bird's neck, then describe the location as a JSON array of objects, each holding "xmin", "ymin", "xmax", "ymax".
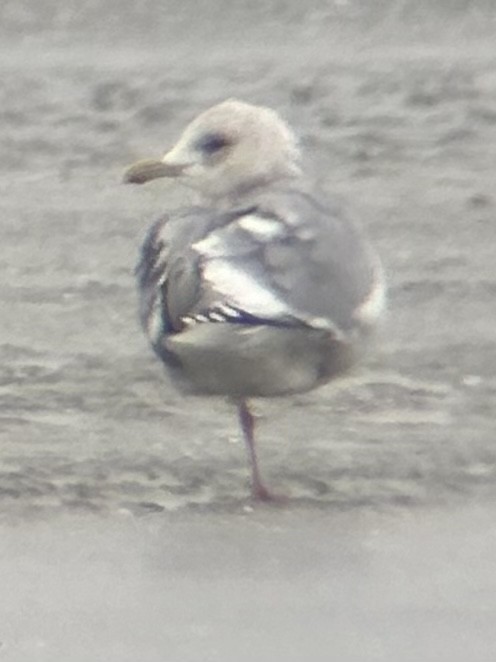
[{"xmin": 204, "ymin": 169, "xmax": 302, "ymax": 209}]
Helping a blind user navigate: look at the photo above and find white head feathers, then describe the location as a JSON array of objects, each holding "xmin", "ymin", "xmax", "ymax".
[{"xmin": 124, "ymin": 99, "xmax": 301, "ymax": 200}]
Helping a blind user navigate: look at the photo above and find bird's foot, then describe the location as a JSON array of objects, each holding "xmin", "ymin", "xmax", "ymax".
[{"xmin": 251, "ymin": 480, "xmax": 288, "ymax": 504}]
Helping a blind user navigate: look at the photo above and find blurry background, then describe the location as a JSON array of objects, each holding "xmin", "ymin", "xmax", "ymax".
[{"xmin": 0, "ymin": 2, "xmax": 495, "ymax": 660}]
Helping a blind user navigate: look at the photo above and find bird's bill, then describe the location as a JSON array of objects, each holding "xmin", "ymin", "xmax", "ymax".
[
  {"xmin": 123, "ymin": 154, "xmax": 188, "ymax": 184},
  {"xmin": 123, "ymin": 158, "xmax": 183, "ymax": 184}
]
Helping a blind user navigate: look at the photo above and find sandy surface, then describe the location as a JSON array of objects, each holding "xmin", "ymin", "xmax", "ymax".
[
  {"xmin": 0, "ymin": 1, "xmax": 496, "ymax": 660},
  {"xmin": 1, "ymin": 505, "xmax": 496, "ymax": 662}
]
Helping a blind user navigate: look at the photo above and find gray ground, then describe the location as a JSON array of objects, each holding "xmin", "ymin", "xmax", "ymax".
[{"xmin": 0, "ymin": 1, "xmax": 495, "ymax": 660}]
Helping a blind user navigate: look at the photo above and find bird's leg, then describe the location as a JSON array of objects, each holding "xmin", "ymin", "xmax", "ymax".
[{"xmin": 237, "ymin": 399, "xmax": 274, "ymax": 501}]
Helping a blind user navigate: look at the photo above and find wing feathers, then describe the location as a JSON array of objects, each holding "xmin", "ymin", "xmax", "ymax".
[{"xmin": 137, "ymin": 190, "xmax": 381, "ymax": 346}]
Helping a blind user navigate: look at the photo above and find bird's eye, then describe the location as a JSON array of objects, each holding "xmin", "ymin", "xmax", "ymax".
[{"xmin": 196, "ymin": 132, "xmax": 231, "ymax": 155}]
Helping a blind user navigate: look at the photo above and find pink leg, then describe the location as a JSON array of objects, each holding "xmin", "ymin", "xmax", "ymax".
[{"xmin": 237, "ymin": 399, "xmax": 274, "ymax": 501}]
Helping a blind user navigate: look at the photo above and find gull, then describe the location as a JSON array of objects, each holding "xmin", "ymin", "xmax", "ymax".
[{"xmin": 123, "ymin": 99, "xmax": 385, "ymax": 500}]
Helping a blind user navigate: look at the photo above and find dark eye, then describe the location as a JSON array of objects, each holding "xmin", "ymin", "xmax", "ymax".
[{"xmin": 196, "ymin": 132, "xmax": 231, "ymax": 155}]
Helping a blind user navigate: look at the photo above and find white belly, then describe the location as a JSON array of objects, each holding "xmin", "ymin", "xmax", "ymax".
[{"xmin": 163, "ymin": 323, "xmax": 362, "ymax": 397}]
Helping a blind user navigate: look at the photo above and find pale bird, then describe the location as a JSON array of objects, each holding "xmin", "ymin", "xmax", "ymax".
[{"xmin": 124, "ymin": 99, "xmax": 385, "ymax": 500}]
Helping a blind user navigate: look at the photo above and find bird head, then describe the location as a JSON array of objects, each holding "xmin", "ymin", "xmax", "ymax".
[{"xmin": 124, "ymin": 99, "xmax": 301, "ymax": 200}]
